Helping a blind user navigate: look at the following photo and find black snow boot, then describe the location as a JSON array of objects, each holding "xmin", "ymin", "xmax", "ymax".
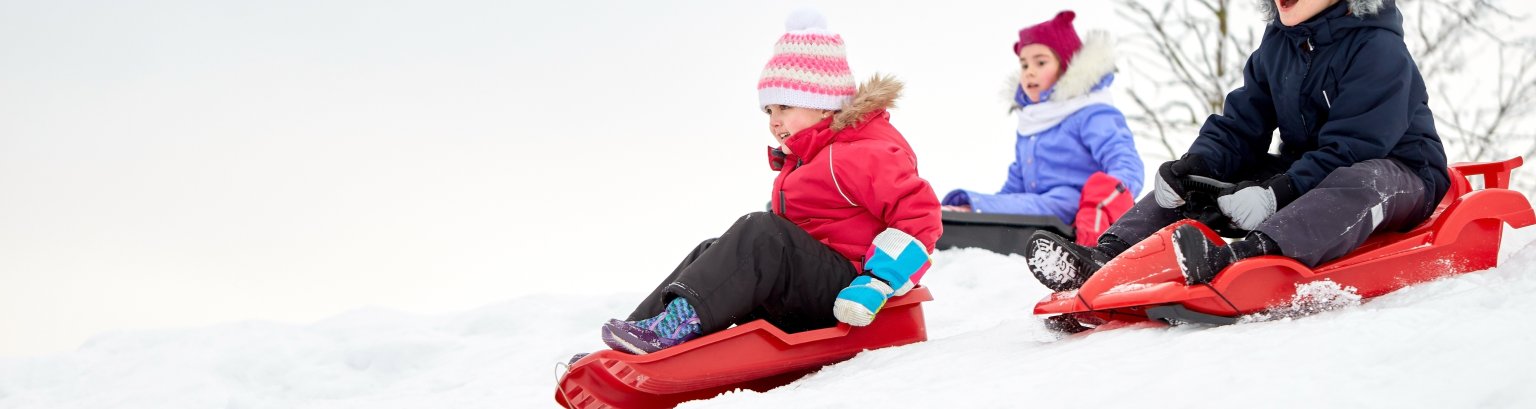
[
  {"xmin": 1026, "ymin": 230, "xmax": 1115, "ymax": 291},
  {"xmin": 1171, "ymin": 224, "xmax": 1236, "ymax": 285}
]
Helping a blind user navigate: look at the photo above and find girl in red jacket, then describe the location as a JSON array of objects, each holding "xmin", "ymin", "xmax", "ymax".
[{"xmin": 598, "ymin": 8, "xmax": 943, "ymax": 355}]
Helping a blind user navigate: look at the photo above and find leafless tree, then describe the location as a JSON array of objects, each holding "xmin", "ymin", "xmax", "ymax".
[
  {"xmin": 1401, "ymin": 0, "xmax": 1536, "ymax": 191},
  {"xmin": 1114, "ymin": 0, "xmax": 1259, "ymax": 159},
  {"xmin": 1116, "ymin": 0, "xmax": 1536, "ymax": 193}
]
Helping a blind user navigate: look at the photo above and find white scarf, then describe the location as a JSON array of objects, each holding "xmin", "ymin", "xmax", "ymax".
[{"xmin": 1016, "ymin": 88, "xmax": 1115, "ymax": 136}]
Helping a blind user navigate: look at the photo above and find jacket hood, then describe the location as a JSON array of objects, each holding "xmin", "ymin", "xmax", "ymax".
[
  {"xmin": 831, "ymin": 74, "xmax": 902, "ymax": 131},
  {"xmin": 1009, "ymin": 30, "xmax": 1117, "ymax": 110},
  {"xmin": 1259, "ymin": 0, "xmax": 1401, "ymax": 43}
]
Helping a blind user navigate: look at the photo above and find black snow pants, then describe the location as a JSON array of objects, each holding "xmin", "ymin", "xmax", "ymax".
[
  {"xmin": 1105, "ymin": 158, "xmax": 1434, "ymax": 267},
  {"xmin": 627, "ymin": 212, "xmax": 860, "ymax": 334}
]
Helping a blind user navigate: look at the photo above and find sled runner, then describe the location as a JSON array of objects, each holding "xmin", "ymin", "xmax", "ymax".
[
  {"xmin": 937, "ymin": 211, "xmax": 1073, "ymax": 256},
  {"xmin": 554, "ymin": 287, "xmax": 934, "ymax": 409},
  {"xmin": 1036, "ymin": 157, "xmax": 1535, "ymax": 330}
]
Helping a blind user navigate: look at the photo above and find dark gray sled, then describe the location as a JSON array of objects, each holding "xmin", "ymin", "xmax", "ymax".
[{"xmin": 936, "ymin": 211, "xmax": 1073, "ymax": 256}]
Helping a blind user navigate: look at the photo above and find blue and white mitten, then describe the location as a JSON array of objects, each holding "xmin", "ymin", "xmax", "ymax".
[{"xmin": 834, "ymin": 228, "xmax": 931, "ymax": 326}]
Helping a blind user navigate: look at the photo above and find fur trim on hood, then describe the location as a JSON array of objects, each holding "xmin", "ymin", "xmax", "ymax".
[
  {"xmin": 832, "ymin": 74, "xmax": 901, "ymax": 131},
  {"xmin": 1257, "ymin": 0, "xmax": 1385, "ymax": 20},
  {"xmin": 1050, "ymin": 30, "xmax": 1116, "ymax": 101},
  {"xmin": 1007, "ymin": 30, "xmax": 1116, "ymax": 110}
]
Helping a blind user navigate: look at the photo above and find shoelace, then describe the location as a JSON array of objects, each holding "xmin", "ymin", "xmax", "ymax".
[
  {"xmin": 638, "ymin": 299, "xmax": 700, "ymax": 340},
  {"xmin": 666, "ymin": 317, "xmax": 700, "ymax": 339}
]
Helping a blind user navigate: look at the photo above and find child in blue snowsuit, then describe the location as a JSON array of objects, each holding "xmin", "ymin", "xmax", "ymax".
[
  {"xmin": 1026, "ymin": 0, "xmax": 1450, "ymax": 291},
  {"xmin": 942, "ymin": 11, "xmax": 1144, "ymax": 226}
]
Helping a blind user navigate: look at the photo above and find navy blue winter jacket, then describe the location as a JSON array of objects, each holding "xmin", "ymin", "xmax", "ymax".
[{"xmin": 1187, "ymin": 0, "xmax": 1449, "ymax": 213}]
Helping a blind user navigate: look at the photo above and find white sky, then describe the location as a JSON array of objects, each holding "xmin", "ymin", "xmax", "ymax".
[{"xmin": 2, "ymin": 0, "xmax": 1532, "ymax": 357}]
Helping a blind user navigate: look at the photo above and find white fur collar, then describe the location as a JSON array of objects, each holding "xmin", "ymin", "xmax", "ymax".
[
  {"xmin": 1051, "ymin": 30, "xmax": 1116, "ymax": 101},
  {"xmin": 1256, "ymin": 0, "xmax": 1385, "ymax": 19},
  {"xmin": 1008, "ymin": 30, "xmax": 1117, "ymax": 110}
]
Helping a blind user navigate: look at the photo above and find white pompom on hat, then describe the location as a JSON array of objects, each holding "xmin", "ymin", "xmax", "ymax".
[{"xmin": 784, "ymin": 7, "xmax": 830, "ymax": 34}]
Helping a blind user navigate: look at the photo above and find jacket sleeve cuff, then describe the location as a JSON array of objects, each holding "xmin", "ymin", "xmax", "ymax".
[
  {"xmin": 1268, "ymin": 174, "xmax": 1300, "ymax": 208},
  {"xmin": 862, "ymin": 228, "xmax": 931, "ymax": 296},
  {"xmin": 941, "ymin": 190, "xmax": 972, "ymax": 206}
]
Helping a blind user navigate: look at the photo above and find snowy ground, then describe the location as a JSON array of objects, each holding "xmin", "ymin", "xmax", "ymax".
[{"xmin": 3, "ymin": 227, "xmax": 1535, "ymax": 408}]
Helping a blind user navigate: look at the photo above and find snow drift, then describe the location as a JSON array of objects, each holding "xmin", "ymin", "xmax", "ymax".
[{"xmin": 2, "ymin": 229, "xmax": 1534, "ymax": 409}]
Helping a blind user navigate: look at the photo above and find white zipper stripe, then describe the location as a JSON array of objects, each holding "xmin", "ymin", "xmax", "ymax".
[
  {"xmin": 829, "ymin": 146, "xmax": 858, "ymax": 207},
  {"xmin": 1094, "ymin": 188, "xmax": 1123, "ymax": 231}
]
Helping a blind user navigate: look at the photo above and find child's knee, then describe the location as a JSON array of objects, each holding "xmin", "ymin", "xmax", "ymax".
[{"xmin": 1314, "ymin": 163, "xmax": 1380, "ymax": 190}]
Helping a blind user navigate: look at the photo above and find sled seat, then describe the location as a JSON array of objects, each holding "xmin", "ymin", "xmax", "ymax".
[
  {"xmin": 555, "ymin": 287, "xmax": 934, "ymax": 409},
  {"xmin": 1335, "ymin": 157, "xmax": 1534, "ymax": 262}
]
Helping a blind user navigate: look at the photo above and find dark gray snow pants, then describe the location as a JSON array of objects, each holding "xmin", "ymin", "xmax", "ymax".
[{"xmin": 1105, "ymin": 158, "xmax": 1434, "ymax": 267}]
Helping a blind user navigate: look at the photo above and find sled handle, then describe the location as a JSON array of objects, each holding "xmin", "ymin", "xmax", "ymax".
[
  {"xmin": 554, "ymin": 361, "xmax": 572, "ymax": 389},
  {"xmin": 1451, "ymin": 157, "xmax": 1524, "ymax": 190},
  {"xmin": 554, "ymin": 361, "xmax": 577, "ymax": 408}
]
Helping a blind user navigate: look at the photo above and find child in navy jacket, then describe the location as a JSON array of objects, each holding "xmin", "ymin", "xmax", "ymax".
[{"xmin": 1025, "ymin": 0, "xmax": 1448, "ymax": 291}]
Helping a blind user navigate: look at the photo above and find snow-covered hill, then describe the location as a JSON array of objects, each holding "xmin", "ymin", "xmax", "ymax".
[{"xmin": 3, "ymin": 228, "xmax": 1535, "ymax": 409}]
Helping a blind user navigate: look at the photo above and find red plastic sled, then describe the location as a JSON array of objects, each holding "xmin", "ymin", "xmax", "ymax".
[
  {"xmin": 1036, "ymin": 157, "xmax": 1536, "ymax": 328},
  {"xmin": 555, "ymin": 287, "xmax": 934, "ymax": 409}
]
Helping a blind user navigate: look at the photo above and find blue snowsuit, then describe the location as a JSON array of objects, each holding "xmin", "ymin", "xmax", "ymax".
[{"xmin": 944, "ymin": 72, "xmax": 1145, "ymax": 225}]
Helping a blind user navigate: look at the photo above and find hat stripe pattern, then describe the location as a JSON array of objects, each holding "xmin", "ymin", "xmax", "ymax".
[
  {"xmin": 762, "ymin": 54, "xmax": 853, "ymax": 75},
  {"xmin": 759, "ymin": 79, "xmax": 857, "ymax": 97},
  {"xmin": 758, "ymin": 9, "xmax": 857, "ymax": 111},
  {"xmin": 760, "ymin": 68, "xmax": 854, "ymax": 89},
  {"xmin": 774, "ymin": 34, "xmax": 849, "ymax": 57}
]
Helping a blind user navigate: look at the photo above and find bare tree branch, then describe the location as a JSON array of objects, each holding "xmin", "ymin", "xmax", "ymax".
[{"xmin": 1118, "ymin": 0, "xmax": 1536, "ymax": 193}]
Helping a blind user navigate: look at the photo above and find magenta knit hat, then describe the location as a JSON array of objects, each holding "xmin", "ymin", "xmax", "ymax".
[
  {"xmin": 758, "ymin": 8, "xmax": 856, "ymax": 111},
  {"xmin": 1014, "ymin": 11, "xmax": 1083, "ymax": 70}
]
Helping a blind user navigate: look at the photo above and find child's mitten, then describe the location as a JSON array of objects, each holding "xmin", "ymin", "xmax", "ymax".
[{"xmin": 833, "ymin": 228, "xmax": 930, "ymax": 326}]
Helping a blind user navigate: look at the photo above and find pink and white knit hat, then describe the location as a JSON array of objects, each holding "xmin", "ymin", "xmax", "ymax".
[{"xmin": 757, "ymin": 8, "xmax": 856, "ymax": 111}]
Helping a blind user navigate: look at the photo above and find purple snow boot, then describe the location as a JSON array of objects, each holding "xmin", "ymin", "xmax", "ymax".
[
  {"xmin": 601, "ymin": 319, "xmax": 696, "ymax": 355},
  {"xmin": 600, "ymin": 297, "xmax": 702, "ymax": 355}
]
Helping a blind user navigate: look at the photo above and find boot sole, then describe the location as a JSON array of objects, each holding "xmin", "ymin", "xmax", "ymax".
[
  {"xmin": 1026, "ymin": 232, "xmax": 1093, "ymax": 292},
  {"xmin": 601, "ymin": 320, "xmax": 655, "ymax": 355}
]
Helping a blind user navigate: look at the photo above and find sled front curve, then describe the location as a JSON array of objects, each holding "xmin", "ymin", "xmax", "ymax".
[{"xmin": 555, "ymin": 286, "xmax": 933, "ymax": 409}]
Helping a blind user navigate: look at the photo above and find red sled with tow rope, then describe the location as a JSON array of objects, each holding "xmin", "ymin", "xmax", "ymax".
[
  {"xmin": 554, "ymin": 287, "xmax": 933, "ymax": 409},
  {"xmin": 1035, "ymin": 157, "xmax": 1535, "ymax": 330}
]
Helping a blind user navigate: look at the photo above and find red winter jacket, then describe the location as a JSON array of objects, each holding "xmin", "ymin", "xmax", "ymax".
[{"xmin": 767, "ymin": 76, "xmax": 942, "ymax": 278}]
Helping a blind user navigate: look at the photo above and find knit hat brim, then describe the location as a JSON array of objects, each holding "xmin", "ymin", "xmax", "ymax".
[{"xmin": 759, "ymin": 87, "xmax": 851, "ymax": 111}]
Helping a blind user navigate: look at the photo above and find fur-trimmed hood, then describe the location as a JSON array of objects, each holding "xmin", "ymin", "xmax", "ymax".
[
  {"xmin": 1009, "ymin": 30, "xmax": 1116, "ymax": 110},
  {"xmin": 831, "ymin": 74, "xmax": 902, "ymax": 131},
  {"xmin": 1257, "ymin": 0, "xmax": 1386, "ymax": 20},
  {"xmin": 1264, "ymin": 0, "xmax": 1402, "ymax": 46},
  {"xmin": 772, "ymin": 73, "xmax": 906, "ymax": 166}
]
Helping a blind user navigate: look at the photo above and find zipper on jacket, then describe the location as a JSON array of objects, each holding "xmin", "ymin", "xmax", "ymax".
[
  {"xmin": 776, "ymin": 158, "xmax": 804, "ymax": 216},
  {"xmin": 1025, "ymin": 134, "xmax": 1039, "ymax": 191},
  {"xmin": 1298, "ymin": 36, "xmax": 1316, "ymax": 131}
]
